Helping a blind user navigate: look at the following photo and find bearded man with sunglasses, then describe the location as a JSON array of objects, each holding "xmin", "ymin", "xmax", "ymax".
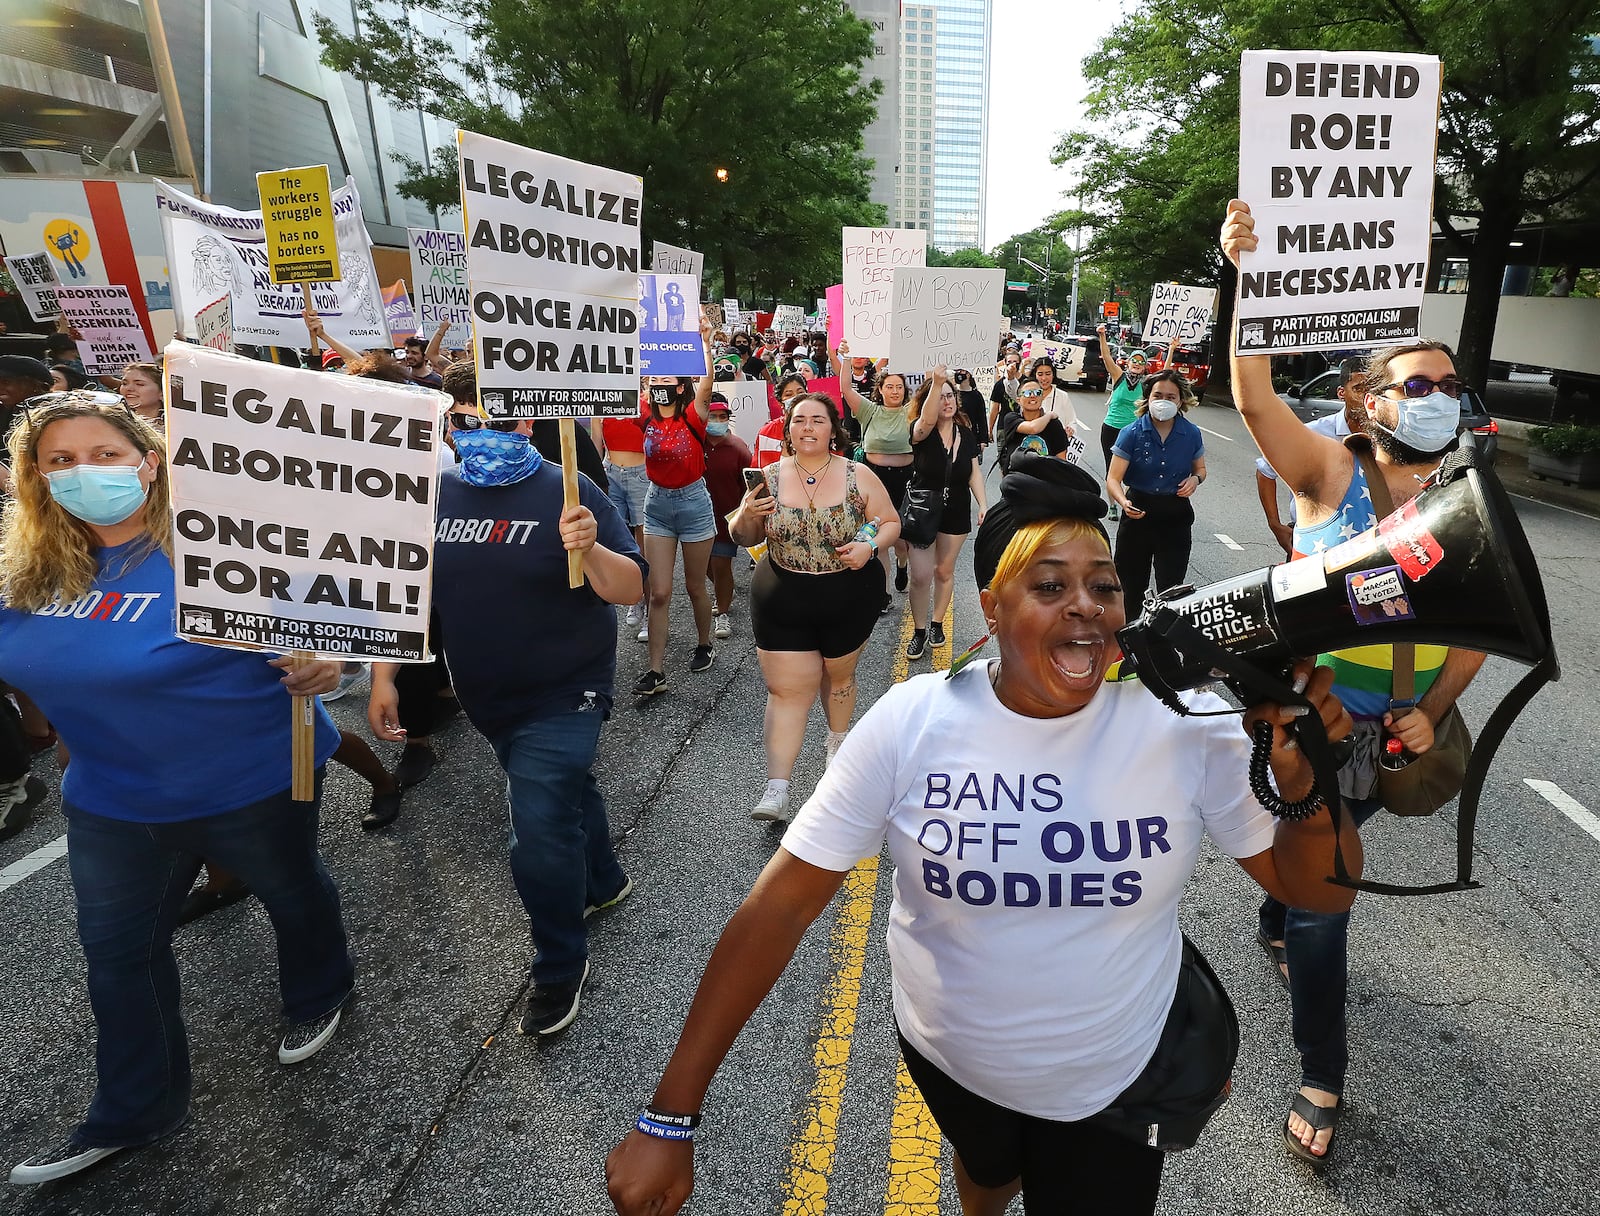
[
  {"xmin": 1223, "ymin": 201, "xmax": 1486, "ymax": 1167},
  {"xmin": 368, "ymin": 377, "xmax": 645, "ymax": 1037}
]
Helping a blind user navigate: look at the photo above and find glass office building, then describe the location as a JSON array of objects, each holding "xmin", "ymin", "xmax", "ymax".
[
  {"xmin": 846, "ymin": 0, "xmax": 901, "ymax": 219},
  {"xmin": 895, "ymin": 0, "xmax": 991, "ymax": 250}
]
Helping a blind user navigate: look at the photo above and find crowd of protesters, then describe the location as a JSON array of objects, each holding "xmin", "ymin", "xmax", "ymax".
[{"xmin": 0, "ymin": 255, "xmax": 1487, "ymax": 1214}]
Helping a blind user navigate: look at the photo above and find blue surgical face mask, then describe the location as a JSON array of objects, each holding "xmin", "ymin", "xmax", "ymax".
[
  {"xmin": 705, "ymin": 419, "xmax": 730, "ymax": 437},
  {"xmin": 47, "ymin": 462, "xmax": 149, "ymax": 526},
  {"xmin": 1371, "ymin": 390, "xmax": 1458, "ymax": 453},
  {"xmin": 452, "ymin": 428, "xmax": 542, "ymax": 487}
]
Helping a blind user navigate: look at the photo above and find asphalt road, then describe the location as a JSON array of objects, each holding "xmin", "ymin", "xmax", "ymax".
[{"xmin": 2, "ymin": 389, "xmax": 1597, "ymax": 1216}]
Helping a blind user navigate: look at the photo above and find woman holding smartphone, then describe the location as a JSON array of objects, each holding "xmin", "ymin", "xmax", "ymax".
[{"xmin": 728, "ymin": 393, "xmax": 901, "ymax": 823}]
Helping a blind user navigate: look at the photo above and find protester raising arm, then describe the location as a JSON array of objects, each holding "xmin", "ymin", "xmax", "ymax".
[
  {"xmin": 1220, "ymin": 200, "xmax": 1350, "ymax": 502},
  {"xmin": 304, "ymin": 309, "xmax": 360, "ymax": 369},
  {"xmin": 423, "ymin": 319, "xmax": 452, "ymax": 373},
  {"xmin": 909, "ymin": 366, "xmax": 949, "ymax": 442},
  {"xmin": 689, "ymin": 311, "xmax": 716, "ymax": 423}
]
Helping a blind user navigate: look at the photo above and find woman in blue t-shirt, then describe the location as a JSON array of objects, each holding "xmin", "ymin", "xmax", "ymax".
[
  {"xmin": 0, "ymin": 393, "xmax": 355, "ymax": 1187},
  {"xmin": 1104, "ymin": 370, "xmax": 1208, "ymax": 613}
]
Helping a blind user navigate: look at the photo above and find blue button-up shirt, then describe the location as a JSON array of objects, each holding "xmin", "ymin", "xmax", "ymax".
[{"xmin": 1112, "ymin": 413, "xmax": 1205, "ymax": 495}]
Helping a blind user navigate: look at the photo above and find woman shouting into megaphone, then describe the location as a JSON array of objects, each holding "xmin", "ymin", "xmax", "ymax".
[{"xmin": 607, "ymin": 455, "xmax": 1363, "ymax": 1216}]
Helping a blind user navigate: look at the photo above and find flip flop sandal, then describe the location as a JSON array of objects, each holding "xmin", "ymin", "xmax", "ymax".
[
  {"xmin": 1283, "ymin": 1091, "xmax": 1341, "ymax": 1167},
  {"xmin": 1256, "ymin": 928, "xmax": 1290, "ymax": 990}
]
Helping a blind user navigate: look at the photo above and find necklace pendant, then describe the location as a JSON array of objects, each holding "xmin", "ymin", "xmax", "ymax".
[{"xmin": 806, "ymin": 474, "xmax": 817, "ymax": 485}]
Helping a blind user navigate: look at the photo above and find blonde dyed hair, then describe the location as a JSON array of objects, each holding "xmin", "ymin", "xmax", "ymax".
[
  {"xmin": 0, "ymin": 396, "xmax": 171, "ymax": 612},
  {"xmin": 987, "ymin": 517, "xmax": 1112, "ymax": 595}
]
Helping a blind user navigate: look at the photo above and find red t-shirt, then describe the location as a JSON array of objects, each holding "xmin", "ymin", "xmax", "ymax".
[
  {"xmin": 704, "ymin": 435, "xmax": 753, "ymax": 543},
  {"xmin": 639, "ymin": 409, "xmax": 708, "ymax": 488},
  {"xmin": 601, "ymin": 414, "xmax": 646, "ymax": 455}
]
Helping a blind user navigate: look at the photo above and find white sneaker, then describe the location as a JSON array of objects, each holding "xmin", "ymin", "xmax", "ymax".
[
  {"xmin": 636, "ymin": 623, "xmax": 649, "ymax": 643},
  {"xmin": 625, "ymin": 603, "xmax": 642, "ymax": 627},
  {"xmin": 751, "ymin": 779, "xmax": 791, "ymax": 822},
  {"xmin": 713, "ymin": 613, "xmax": 731, "ymax": 639}
]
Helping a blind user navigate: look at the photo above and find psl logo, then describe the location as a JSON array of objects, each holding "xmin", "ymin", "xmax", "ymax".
[
  {"xmin": 183, "ymin": 609, "xmax": 218, "ymax": 635},
  {"xmin": 1238, "ymin": 321, "xmax": 1267, "ymax": 349}
]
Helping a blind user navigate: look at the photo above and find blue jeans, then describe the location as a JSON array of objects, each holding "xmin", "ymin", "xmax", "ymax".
[
  {"xmin": 1258, "ymin": 796, "xmax": 1382, "ymax": 1096},
  {"xmin": 490, "ymin": 709, "xmax": 627, "ymax": 986},
  {"xmin": 64, "ymin": 772, "xmax": 353, "ymax": 1147}
]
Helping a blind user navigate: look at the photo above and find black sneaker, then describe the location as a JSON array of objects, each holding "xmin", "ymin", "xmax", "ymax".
[
  {"xmin": 895, "ymin": 562, "xmax": 909, "ymax": 592},
  {"xmin": 929, "ymin": 622, "xmax": 946, "ymax": 648},
  {"xmin": 0, "ymin": 774, "xmax": 46, "ymax": 844},
  {"xmin": 520, "ymin": 960, "xmax": 589, "ymax": 1036},
  {"xmin": 278, "ymin": 1003, "xmax": 345, "ymax": 1065},
  {"xmin": 905, "ymin": 629, "xmax": 927, "ymax": 660},
  {"xmin": 9, "ymin": 1137, "xmax": 124, "ymax": 1186},
  {"xmin": 689, "ymin": 644, "xmax": 715, "ymax": 673},
  {"xmin": 584, "ymin": 876, "xmax": 633, "ymax": 919},
  {"xmin": 394, "ymin": 743, "xmax": 438, "ymax": 789},
  {"xmin": 633, "ymin": 670, "xmax": 667, "ymax": 696},
  {"xmin": 361, "ymin": 787, "xmax": 402, "ymax": 831}
]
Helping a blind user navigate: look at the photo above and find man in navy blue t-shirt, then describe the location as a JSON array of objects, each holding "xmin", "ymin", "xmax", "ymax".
[{"xmin": 369, "ymin": 408, "xmax": 645, "ymax": 1036}]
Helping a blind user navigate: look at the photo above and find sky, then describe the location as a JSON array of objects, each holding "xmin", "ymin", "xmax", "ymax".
[{"xmin": 984, "ymin": 0, "xmax": 1126, "ymax": 252}]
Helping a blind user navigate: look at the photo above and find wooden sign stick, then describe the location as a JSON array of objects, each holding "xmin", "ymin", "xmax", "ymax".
[
  {"xmin": 561, "ymin": 418, "xmax": 584, "ymax": 589},
  {"xmin": 290, "ymin": 649, "xmax": 316, "ymax": 801}
]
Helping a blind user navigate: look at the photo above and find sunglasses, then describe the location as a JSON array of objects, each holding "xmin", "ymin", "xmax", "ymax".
[
  {"xmin": 23, "ymin": 390, "xmax": 133, "ymax": 424},
  {"xmin": 449, "ymin": 411, "xmax": 519, "ymax": 433},
  {"xmin": 1377, "ymin": 375, "xmax": 1465, "ymax": 400},
  {"xmin": 1019, "ymin": 390, "xmax": 1043, "ymax": 399}
]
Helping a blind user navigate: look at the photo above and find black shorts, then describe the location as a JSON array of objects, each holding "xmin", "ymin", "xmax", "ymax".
[
  {"xmin": 897, "ymin": 1030, "xmax": 1164, "ymax": 1214},
  {"xmin": 938, "ymin": 488, "xmax": 972, "ymax": 538},
  {"xmin": 750, "ymin": 558, "xmax": 884, "ymax": 658},
  {"xmin": 865, "ymin": 459, "xmax": 914, "ymax": 520}
]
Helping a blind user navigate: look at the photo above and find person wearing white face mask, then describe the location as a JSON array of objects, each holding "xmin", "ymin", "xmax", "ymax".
[
  {"xmin": 1104, "ymin": 370, "xmax": 1206, "ymax": 612},
  {"xmin": 0, "ymin": 393, "xmax": 353, "ymax": 1185},
  {"xmin": 1222, "ymin": 200, "xmax": 1486, "ymax": 1167}
]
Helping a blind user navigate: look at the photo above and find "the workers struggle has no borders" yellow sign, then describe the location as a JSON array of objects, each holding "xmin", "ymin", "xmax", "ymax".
[{"xmin": 256, "ymin": 164, "xmax": 341, "ymax": 285}]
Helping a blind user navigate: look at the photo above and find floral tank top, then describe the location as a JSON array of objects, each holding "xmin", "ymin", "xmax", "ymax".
[{"xmin": 765, "ymin": 462, "xmax": 869, "ymax": 574}]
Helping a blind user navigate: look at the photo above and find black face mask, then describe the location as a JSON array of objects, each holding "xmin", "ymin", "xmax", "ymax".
[{"xmin": 648, "ymin": 386, "xmax": 675, "ymax": 407}]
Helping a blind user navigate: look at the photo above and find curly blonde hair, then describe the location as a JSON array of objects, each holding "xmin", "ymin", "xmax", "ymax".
[{"xmin": 0, "ymin": 396, "xmax": 170, "ymax": 612}]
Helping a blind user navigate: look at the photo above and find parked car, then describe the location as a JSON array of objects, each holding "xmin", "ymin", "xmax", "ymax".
[
  {"xmin": 1053, "ymin": 336, "xmax": 1110, "ymax": 391},
  {"xmin": 1276, "ymin": 371, "xmax": 1499, "ymax": 463},
  {"xmin": 1169, "ymin": 344, "xmax": 1211, "ymax": 392}
]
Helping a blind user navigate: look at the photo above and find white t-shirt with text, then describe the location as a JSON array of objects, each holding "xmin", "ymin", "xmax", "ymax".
[{"xmin": 781, "ymin": 663, "xmax": 1277, "ymax": 1121}]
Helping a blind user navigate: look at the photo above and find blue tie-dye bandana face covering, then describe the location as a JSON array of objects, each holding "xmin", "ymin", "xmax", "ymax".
[{"xmin": 453, "ymin": 427, "xmax": 543, "ymax": 487}]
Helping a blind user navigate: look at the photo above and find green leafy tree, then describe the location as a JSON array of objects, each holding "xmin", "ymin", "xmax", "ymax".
[
  {"xmin": 314, "ymin": 0, "xmax": 886, "ymax": 302},
  {"xmin": 988, "ymin": 225, "xmax": 1110, "ymax": 330},
  {"xmin": 926, "ymin": 247, "xmax": 1000, "ymax": 268},
  {"xmin": 1054, "ymin": 0, "xmax": 1600, "ymax": 387}
]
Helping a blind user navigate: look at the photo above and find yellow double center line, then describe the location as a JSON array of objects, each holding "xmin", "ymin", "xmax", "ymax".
[{"xmin": 780, "ymin": 603, "xmax": 953, "ymax": 1215}]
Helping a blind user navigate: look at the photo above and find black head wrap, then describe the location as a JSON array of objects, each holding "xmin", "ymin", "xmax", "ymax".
[{"xmin": 973, "ymin": 453, "xmax": 1109, "ymax": 590}]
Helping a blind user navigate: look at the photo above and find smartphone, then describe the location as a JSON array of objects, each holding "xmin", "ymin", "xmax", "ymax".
[{"xmin": 743, "ymin": 467, "xmax": 772, "ymax": 499}]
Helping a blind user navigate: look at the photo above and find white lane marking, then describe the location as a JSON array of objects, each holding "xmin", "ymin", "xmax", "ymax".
[
  {"xmin": 1508, "ymin": 494, "xmax": 1597, "ymax": 521},
  {"xmin": 0, "ymin": 835, "xmax": 68, "ymax": 895},
  {"xmin": 1193, "ymin": 422, "xmax": 1236, "ymax": 443},
  {"xmin": 1215, "ymin": 533, "xmax": 1245, "ymax": 551},
  {"xmin": 1525, "ymin": 780, "xmax": 1600, "ymax": 845}
]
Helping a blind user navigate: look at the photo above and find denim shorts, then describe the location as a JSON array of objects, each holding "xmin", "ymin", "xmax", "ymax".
[
  {"xmin": 604, "ymin": 461, "xmax": 649, "ymax": 528},
  {"xmin": 644, "ymin": 478, "xmax": 717, "ymax": 543}
]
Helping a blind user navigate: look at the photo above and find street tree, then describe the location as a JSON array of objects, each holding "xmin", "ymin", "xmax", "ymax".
[
  {"xmin": 1053, "ymin": 0, "xmax": 1600, "ymax": 388},
  {"xmin": 314, "ymin": 0, "xmax": 886, "ymax": 301}
]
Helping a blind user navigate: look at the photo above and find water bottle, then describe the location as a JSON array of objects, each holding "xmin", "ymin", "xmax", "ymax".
[{"xmin": 853, "ymin": 516, "xmax": 881, "ymax": 546}]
